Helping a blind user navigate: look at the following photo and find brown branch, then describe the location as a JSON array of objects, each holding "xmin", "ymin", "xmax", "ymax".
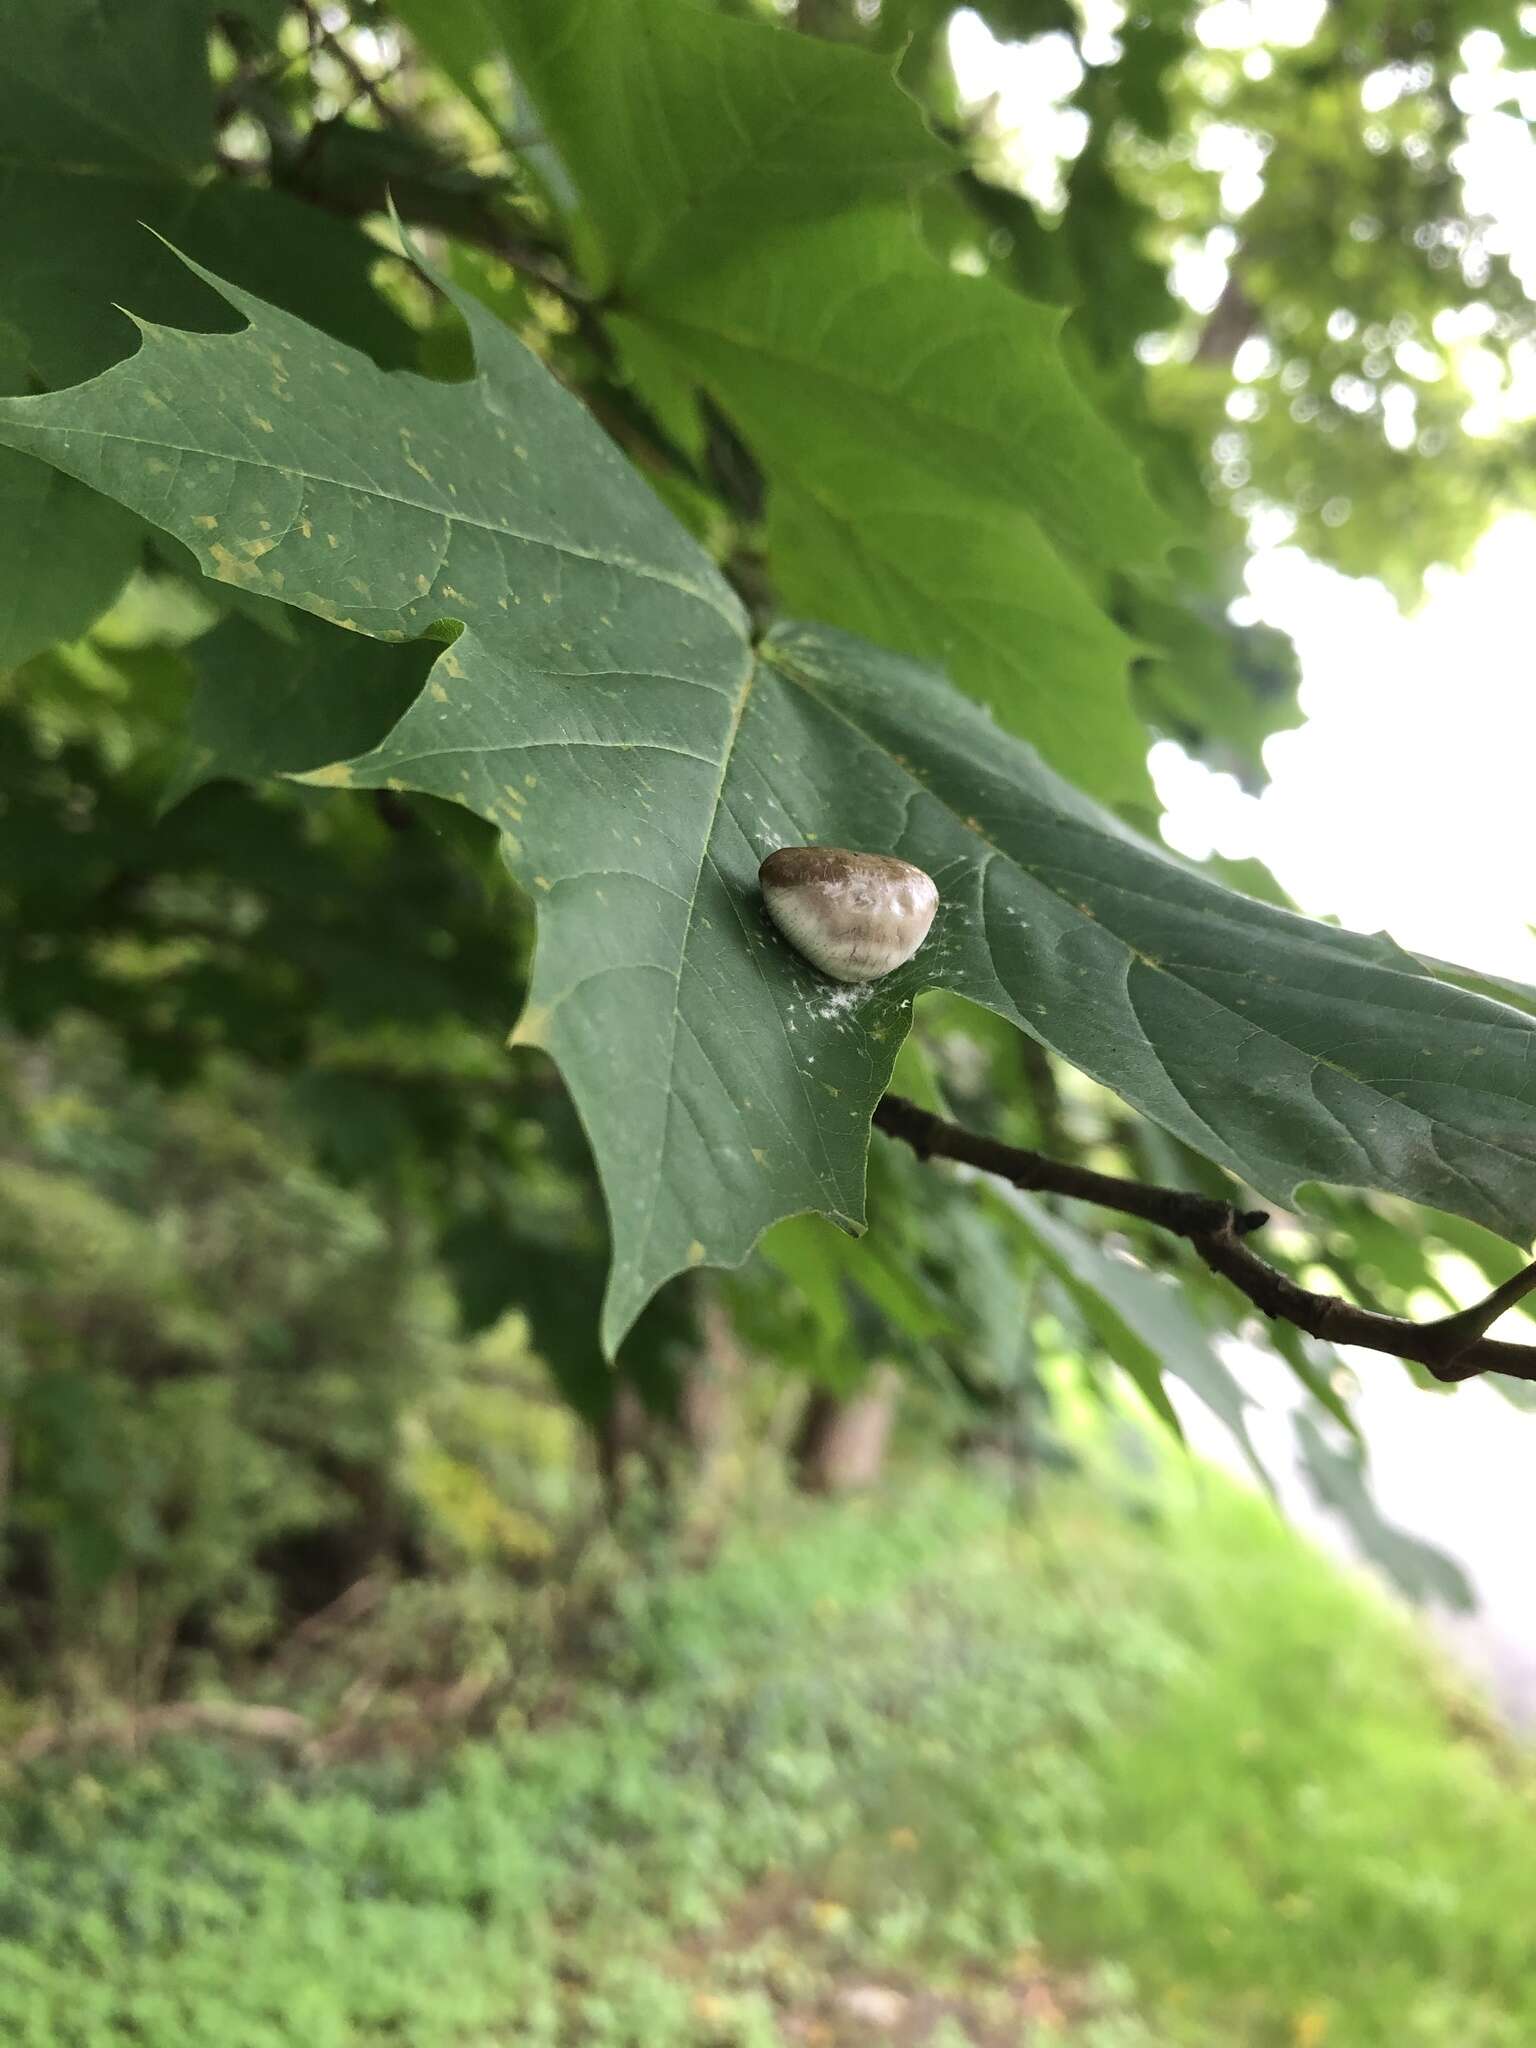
[
  {"xmin": 874, "ymin": 1096, "xmax": 1536, "ymax": 1387},
  {"xmin": 301, "ymin": 2, "xmax": 406, "ymax": 131}
]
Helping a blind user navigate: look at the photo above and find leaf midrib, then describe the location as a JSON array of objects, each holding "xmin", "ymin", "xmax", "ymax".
[{"xmin": 625, "ymin": 646, "xmax": 757, "ymax": 1314}]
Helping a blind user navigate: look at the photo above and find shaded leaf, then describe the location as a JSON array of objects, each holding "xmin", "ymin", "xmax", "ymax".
[
  {"xmin": 0, "ymin": 454, "xmax": 141, "ymax": 669},
  {"xmin": 0, "ymin": 0, "xmax": 415, "ymax": 390},
  {"xmin": 186, "ymin": 607, "xmax": 439, "ymax": 785},
  {"xmin": 1000, "ymin": 1187, "xmax": 1266, "ymax": 1480},
  {"xmin": 1294, "ymin": 1408, "xmax": 1474, "ymax": 1610},
  {"xmin": 498, "ymin": 0, "xmax": 952, "ymax": 294},
  {"xmin": 502, "ymin": 0, "xmax": 1171, "ymax": 798}
]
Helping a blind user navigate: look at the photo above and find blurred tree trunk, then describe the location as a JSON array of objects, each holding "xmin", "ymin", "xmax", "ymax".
[
  {"xmin": 792, "ymin": 1366, "xmax": 901, "ymax": 1493},
  {"xmin": 596, "ymin": 1288, "xmax": 742, "ymax": 1515}
]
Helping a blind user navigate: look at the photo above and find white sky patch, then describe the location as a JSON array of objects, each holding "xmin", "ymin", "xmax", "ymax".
[
  {"xmin": 1153, "ymin": 514, "xmax": 1536, "ymax": 984},
  {"xmin": 1194, "ymin": 0, "xmax": 1328, "ymax": 49},
  {"xmin": 947, "ymin": 10, "xmax": 1089, "ymax": 212},
  {"xmin": 1194, "ymin": 120, "xmax": 1268, "ymax": 215}
]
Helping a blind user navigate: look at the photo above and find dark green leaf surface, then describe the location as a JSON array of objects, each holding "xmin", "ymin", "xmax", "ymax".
[
  {"xmin": 186, "ymin": 607, "xmax": 439, "ymax": 786},
  {"xmin": 0, "ymin": 454, "xmax": 141, "ymax": 669},
  {"xmin": 0, "ymin": 0, "xmax": 415, "ymax": 661},
  {"xmin": 0, "ymin": 0, "xmax": 415, "ymax": 391},
  {"xmin": 5, "ymin": 261, "xmax": 1536, "ymax": 1349},
  {"xmin": 497, "ymin": 0, "xmax": 1169, "ymax": 799}
]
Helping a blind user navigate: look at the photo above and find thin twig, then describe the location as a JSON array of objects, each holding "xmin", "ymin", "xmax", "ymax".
[
  {"xmin": 874, "ymin": 1095, "xmax": 1536, "ymax": 1386},
  {"xmin": 301, "ymin": 1, "xmax": 405, "ymax": 130}
]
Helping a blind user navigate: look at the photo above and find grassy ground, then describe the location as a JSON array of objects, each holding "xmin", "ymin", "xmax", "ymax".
[{"xmin": 3, "ymin": 1470, "xmax": 1535, "ymax": 2048}]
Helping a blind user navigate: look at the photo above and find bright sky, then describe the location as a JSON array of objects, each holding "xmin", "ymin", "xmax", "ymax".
[
  {"xmin": 1153, "ymin": 520, "xmax": 1536, "ymax": 985},
  {"xmin": 949, "ymin": 6, "xmax": 1536, "ymax": 988}
]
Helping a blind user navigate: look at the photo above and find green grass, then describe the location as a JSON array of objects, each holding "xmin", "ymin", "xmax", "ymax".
[{"xmin": 3, "ymin": 1472, "xmax": 1534, "ymax": 2047}]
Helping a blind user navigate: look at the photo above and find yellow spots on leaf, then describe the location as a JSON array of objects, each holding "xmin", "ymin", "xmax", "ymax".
[
  {"xmin": 385, "ymin": 778, "xmax": 406, "ymax": 792},
  {"xmin": 751, "ymin": 1148, "xmax": 767, "ymax": 1167},
  {"xmin": 326, "ymin": 533, "xmax": 340, "ymax": 549},
  {"xmin": 299, "ymin": 517, "xmax": 313, "ymax": 540},
  {"xmin": 258, "ymin": 518, "xmax": 272, "ymax": 532},
  {"xmin": 440, "ymin": 651, "xmax": 464, "ymax": 679},
  {"xmin": 249, "ymin": 414, "xmax": 275, "ymax": 434},
  {"xmin": 403, "ymin": 453, "xmax": 434, "ymax": 484},
  {"xmin": 541, "ymin": 592, "xmax": 554, "ymax": 605},
  {"xmin": 524, "ymin": 773, "xmax": 538, "ymax": 789},
  {"xmin": 330, "ymin": 359, "xmax": 352, "ymax": 376},
  {"xmin": 496, "ymin": 595, "xmax": 509, "ymax": 610},
  {"xmin": 513, "ymin": 443, "xmax": 528, "ymax": 460},
  {"xmin": 429, "ymin": 682, "xmax": 449, "ymax": 704},
  {"xmin": 208, "ymin": 543, "xmax": 258, "ymax": 585},
  {"xmin": 686, "ymin": 1241, "xmax": 706, "ymax": 1267},
  {"xmin": 240, "ymin": 536, "xmax": 276, "ymax": 562},
  {"xmin": 533, "ymin": 876, "xmax": 552, "ymax": 891},
  {"xmin": 415, "ymin": 573, "xmax": 432, "ymax": 596},
  {"xmin": 294, "ymin": 761, "xmax": 354, "ymax": 788},
  {"xmin": 142, "ymin": 389, "xmax": 167, "ymax": 409},
  {"xmin": 192, "ymin": 514, "xmax": 218, "ymax": 530},
  {"xmin": 441, "ymin": 584, "xmax": 464, "ymax": 601}
]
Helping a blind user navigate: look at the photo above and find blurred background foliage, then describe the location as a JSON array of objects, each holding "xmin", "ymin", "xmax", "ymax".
[{"xmin": 5, "ymin": 0, "xmax": 1535, "ymax": 1709}]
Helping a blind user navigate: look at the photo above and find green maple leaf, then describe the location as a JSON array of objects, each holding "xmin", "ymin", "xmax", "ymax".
[
  {"xmin": 493, "ymin": 0, "xmax": 1172, "ymax": 802},
  {"xmin": 3, "ymin": 257, "xmax": 1535, "ymax": 1352}
]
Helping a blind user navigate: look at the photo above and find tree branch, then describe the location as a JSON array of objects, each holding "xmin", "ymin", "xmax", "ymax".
[{"xmin": 874, "ymin": 1095, "xmax": 1536, "ymax": 1387}]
